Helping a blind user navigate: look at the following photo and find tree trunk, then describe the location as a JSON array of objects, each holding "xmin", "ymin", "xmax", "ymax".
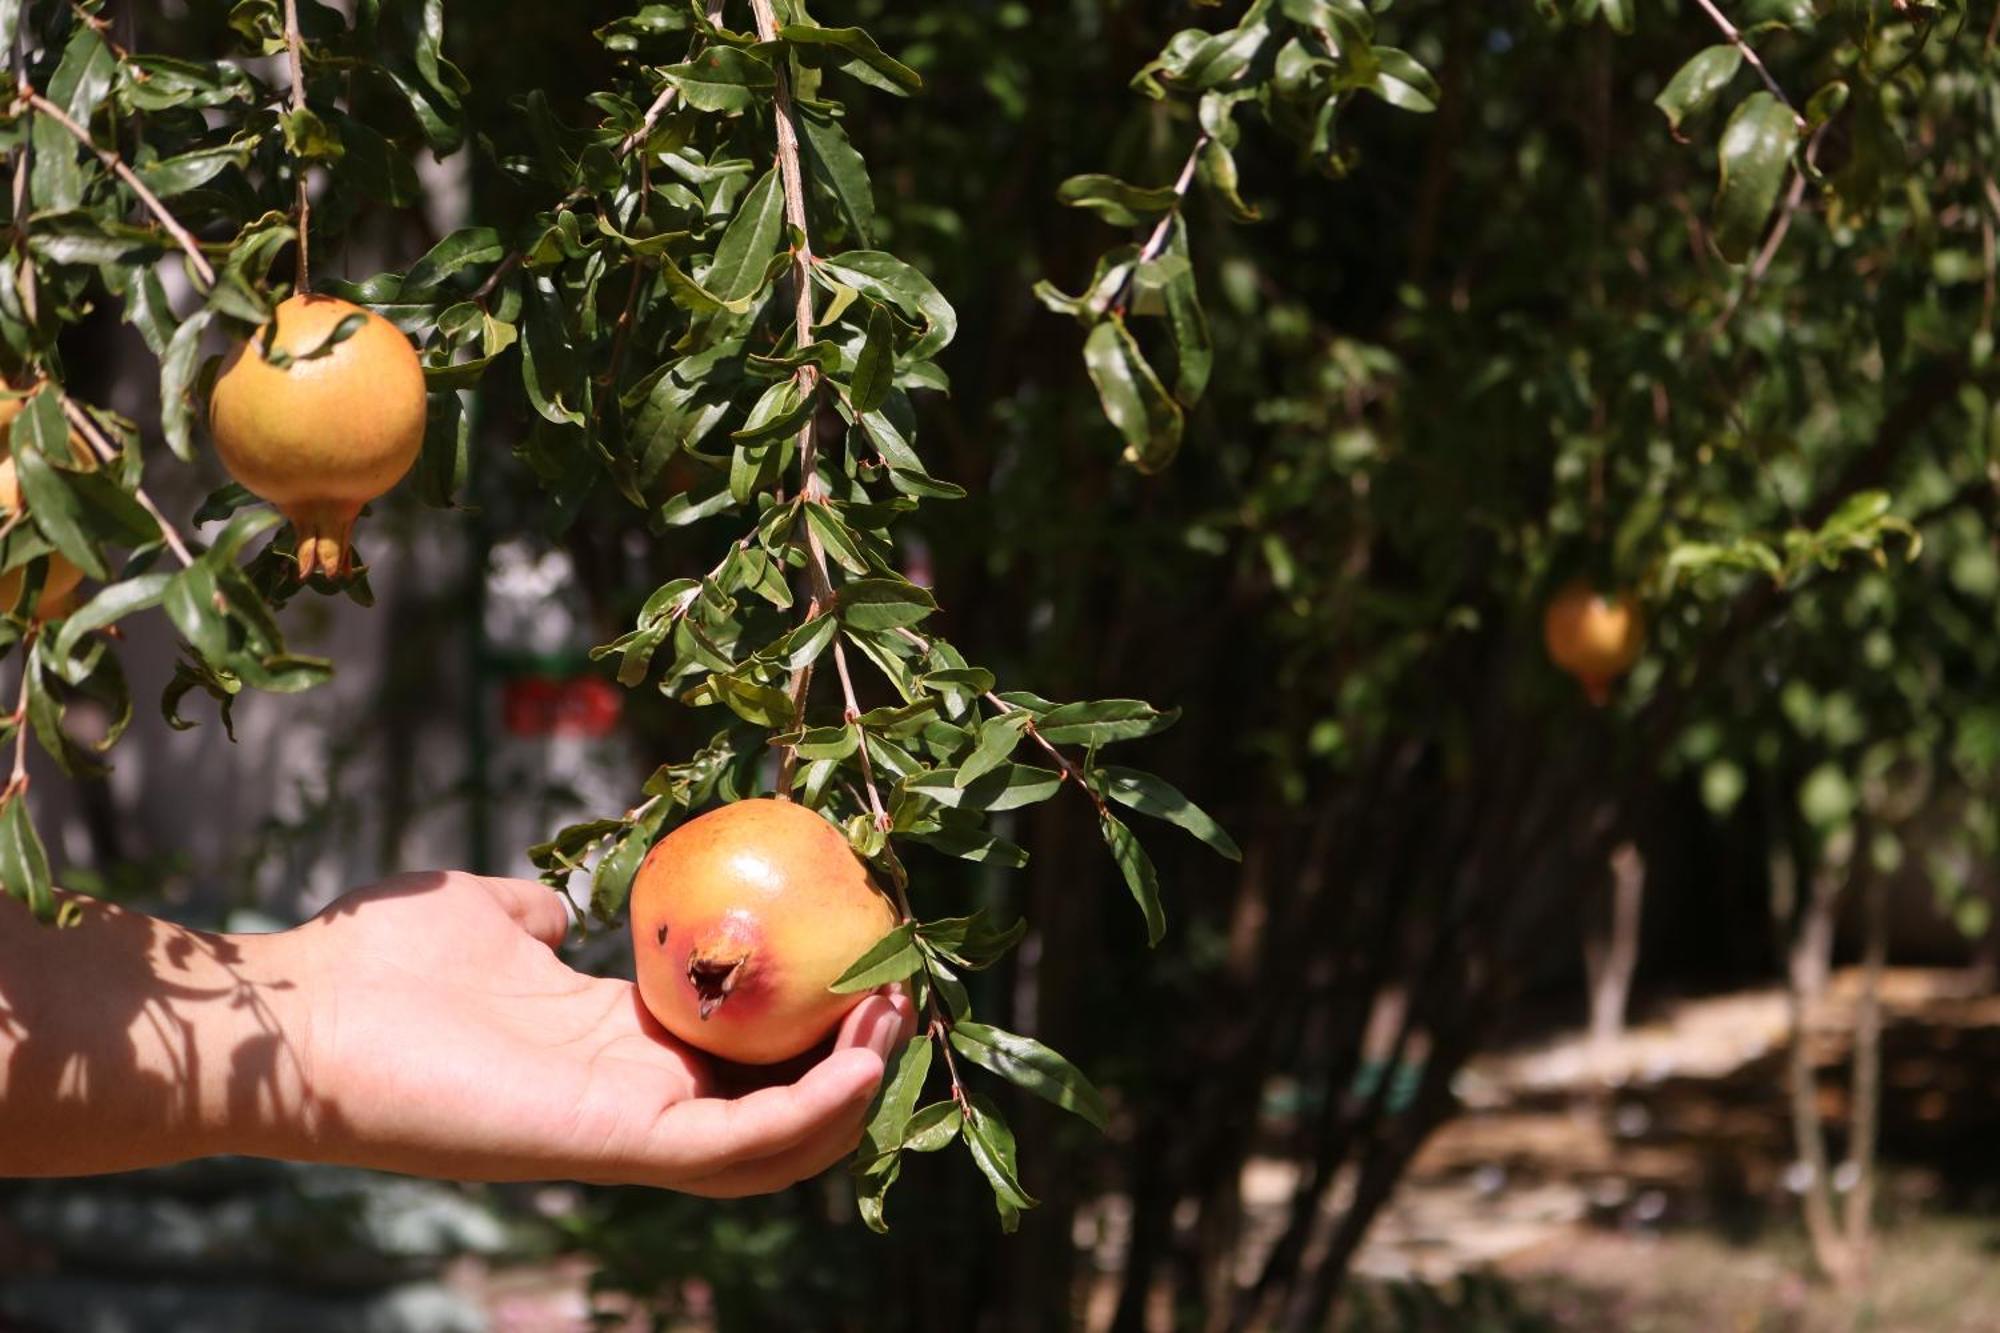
[
  {"xmin": 1840, "ymin": 854, "xmax": 1887, "ymax": 1287},
  {"xmin": 1780, "ymin": 846, "xmax": 1853, "ymax": 1286},
  {"xmin": 1584, "ymin": 841, "xmax": 1646, "ymax": 1058}
]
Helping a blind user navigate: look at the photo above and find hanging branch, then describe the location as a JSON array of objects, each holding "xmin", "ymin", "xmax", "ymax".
[
  {"xmin": 58, "ymin": 398, "xmax": 195, "ymax": 568},
  {"xmin": 1107, "ymin": 135, "xmax": 1207, "ymax": 319},
  {"xmin": 1691, "ymin": 0, "xmax": 1804, "ymax": 124},
  {"xmin": 748, "ymin": 0, "xmax": 843, "ymax": 801},
  {"xmin": 281, "ymin": 0, "xmax": 311, "ymax": 291},
  {"xmin": 17, "ymin": 92, "xmax": 217, "ymax": 288}
]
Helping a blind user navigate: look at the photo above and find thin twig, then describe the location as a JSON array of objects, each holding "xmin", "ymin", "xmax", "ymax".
[
  {"xmin": 1106, "ymin": 135, "xmax": 1208, "ymax": 318},
  {"xmin": 7, "ymin": 628, "xmax": 35, "ymax": 797},
  {"xmin": 59, "ymin": 397, "xmax": 195, "ymax": 568},
  {"xmin": 281, "ymin": 0, "xmax": 311, "ymax": 291},
  {"xmin": 1705, "ymin": 122, "xmax": 1828, "ymax": 339},
  {"xmin": 1691, "ymin": 0, "xmax": 1803, "ymax": 124},
  {"xmin": 892, "ymin": 625, "xmax": 1110, "ymax": 817},
  {"xmin": 19, "ymin": 92, "xmax": 216, "ymax": 287},
  {"xmin": 617, "ymin": 85, "xmax": 679, "ymax": 158}
]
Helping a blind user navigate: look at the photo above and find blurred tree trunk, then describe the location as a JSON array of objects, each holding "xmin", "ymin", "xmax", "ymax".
[{"xmin": 1585, "ymin": 841, "xmax": 1646, "ymax": 1057}]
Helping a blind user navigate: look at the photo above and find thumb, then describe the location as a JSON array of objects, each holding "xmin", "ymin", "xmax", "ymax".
[{"xmin": 471, "ymin": 875, "xmax": 575, "ymax": 950}]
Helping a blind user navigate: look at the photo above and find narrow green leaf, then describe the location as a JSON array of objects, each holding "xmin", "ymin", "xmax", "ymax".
[
  {"xmin": 1713, "ymin": 92, "xmax": 1800, "ymax": 263},
  {"xmin": 962, "ymin": 1093, "xmax": 1036, "ymax": 1230},
  {"xmin": 1101, "ymin": 811, "xmax": 1166, "ymax": 946},
  {"xmin": 1653, "ymin": 45, "xmax": 1742, "ymax": 137},
  {"xmin": 849, "ymin": 303, "xmax": 896, "ymax": 413},
  {"xmin": 0, "ymin": 795, "xmax": 54, "ymax": 922},
  {"xmin": 829, "ymin": 921, "xmax": 924, "ymax": 993},
  {"xmin": 1084, "ymin": 317, "xmax": 1184, "ymax": 474},
  {"xmin": 1096, "ymin": 767, "xmax": 1241, "ymax": 860},
  {"xmin": 778, "ymin": 24, "xmax": 922, "ymax": 96},
  {"xmin": 950, "ymin": 1022, "xmax": 1110, "ymax": 1131},
  {"xmin": 707, "ymin": 167, "xmax": 786, "ymax": 302}
]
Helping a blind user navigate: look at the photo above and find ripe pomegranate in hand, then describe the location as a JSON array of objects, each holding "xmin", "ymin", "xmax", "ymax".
[
  {"xmin": 208, "ymin": 294, "xmax": 427, "ymax": 579},
  {"xmin": 1543, "ymin": 580, "xmax": 1645, "ymax": 706},
  {"xmin": 0, "ymin": 395, "xmax": 87, "ymax": 619},
  {"xmin": 631, "ymin": 799, "xmax": 900, "ymax": 1066}
]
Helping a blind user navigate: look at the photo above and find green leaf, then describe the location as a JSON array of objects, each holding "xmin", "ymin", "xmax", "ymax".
[
  {"xmin": 905, "ymin": 763, "xmax": 1064, "ymax": 812},
  {"xmin": 1036, "ymin": 698, "xmax": 1178, "ymax": 745},
  {"xmin": 798, "ymin": 105, "xmax": 875, "ymax": 244},
  {"xmin": 962, "ymin": 1093, "xmax": 1036, "ymax": 1230},
  {"xmin": 837, "ymin": 577, "xmax": 938, "ymax": 630},
  {"xmin": 0, "ymin": 794, "xmax": 54, "ymax": 922},
  {"xmin": 662, "ymin": 47, "xmax": 775, "ymax": 114},
  {"xmin": 1365, "ymin": 46, "xmax": 1438, "ymax": 112},
  {"xmin": 1084, "ymin": 317, "xmax": 1184, "ymax": 474},
  {"xmin": 852, "ymin": 1032, "xmax": 928, "ymax": 1232},
  {"xmin": 1653, "ymin": 45, "xmax": 1742, "ymax": 137},
  {"xmin": 778, "ymin": 24, "xmax": 922, "ymax": 96},
  {"xmin": 849, "ymin": 303, "xmax": 896, "ymax": 413},
  {"xmin": 12, "ymin": 439, "xmax": 109, "ymax": 582},
  {"xmin": 955, "ymin": 712, "xmax": 1029, "ymax": 789},
  {"xmin": 901, "ymin": 1101, "xmax": 961, "ymax": 1153},
  {"xmin": 403, "ymin": 227, "xmax": 506, "ymax": 299},
  {"xmin": 805, "ymin": 501, "xmax": 870, "ymax": 574},
  {"xmin": 49, "ymin": 22, "xmax": 116, "ymax": 122},
  {"xmin": 1196, "ymin": 139, "xmax": 1259, "ymax": 222},
  {"xmin": 917, "ymin": 910, "xmax": 1027, "ymax": 970},
  {"xmin": 161, "ymin": 311, "xmax": 214, "ymax": 463},
  {"xmin": 816, "ymin": 252, "xmax": 957, "ymax": 360},
  {"xmin": 1101, "ymin": 811, "xmax": 1166, "ymax": 946},
  {"xmin": 829, "ymin": 922, "xmax": 923, "ymax": 993},
  {"xmin": 591, "ymin": 802, "xmax": 669, "ymax": 921},
  {"xmin": 950, "ymin": 1022, "xmax": 1110, "ymax": 1131},
  {"xmin": 1151, "ymin": 220, "xmax": 1212, "ymax": 405},
  {"xmin": 707, "ymin": 166, "xmax": 787, "ymax": 302},
  {"xmin": 1713, "ymin": 92, "xmax": 1799, "ymax": 264},
  {"xmin": 53, "ymin": 573, "xmax": 173, "ymax": 662},
  {"xmin": 1057, "ymin": 174, "xmax": 1181, "ymax": 227},
  {"xmin": 1096, "ymin": 767, "xmax": 1241, "ymax": 860}
]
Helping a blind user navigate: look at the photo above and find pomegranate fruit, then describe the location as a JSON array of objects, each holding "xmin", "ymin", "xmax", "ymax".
[
  {"xmin": 208, "ymin": 294, "xmax": 427, "ymax": 579},
  {"xmin": 0, "ymin": 395, "xmax": 86, "ymax": 619},
  {"xmin": 631, "ymin": 798, "xmax": 899, "ymax": 1065},
  {"xmin": 1543, "ymin": 580, "xmax": 1644, "ymax": 706}
]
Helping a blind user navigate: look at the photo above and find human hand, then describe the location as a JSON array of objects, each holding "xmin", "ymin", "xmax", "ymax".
[{"xmin": 280, "ymin": 871, "xmax": 915, "ymax": 1196}]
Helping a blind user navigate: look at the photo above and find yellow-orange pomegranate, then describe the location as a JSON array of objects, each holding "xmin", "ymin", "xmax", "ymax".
[
  {"xmin": 631, "ymin": 798, "xmax": 899, "ymax": 1065},
  {"xmin": 0, "ymin": 395, "xmax": 86, "ymax": 618},
  {"xmin": 208, "ymin": 294, "xmax": 427, "ymax": 579},
  {"xmin": 1543, "ymin": 580, "xmax": 1644, "ymax": 706}
]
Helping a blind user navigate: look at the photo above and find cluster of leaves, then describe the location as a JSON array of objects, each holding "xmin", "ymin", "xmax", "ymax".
[
  {"xmin": 1037, "ymin": 0, "xmax": 1437, "ymax": 474},
  {"xmin": 449, "ymin": 1, "xmax": 1239, "ymax": 1231},
  {"xmin": 0, "ymin": 0, "xmax": 474, "ymax": 917}
]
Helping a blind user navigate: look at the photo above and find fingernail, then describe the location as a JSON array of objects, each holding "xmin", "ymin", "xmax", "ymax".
[{"xmin": 869, "ymin": 1011, "xmax": 901, "ymax": 1057}]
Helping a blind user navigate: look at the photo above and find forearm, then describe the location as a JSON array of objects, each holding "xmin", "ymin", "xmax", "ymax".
[{"xmin": 0, "ymin": 892, "xmax": 317, "ymax": 1175}]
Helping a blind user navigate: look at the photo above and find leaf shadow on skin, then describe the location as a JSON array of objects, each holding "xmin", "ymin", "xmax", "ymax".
[{"xmin": 0, "ymin": 894, "xmax": 348, "ymax": 1178}]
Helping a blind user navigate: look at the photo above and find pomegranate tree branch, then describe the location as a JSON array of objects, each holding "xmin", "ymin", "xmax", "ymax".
[
  {"xmin": 749, "ymin": 0, "xmax": 829, "ymax": 796},
  {"xmin": 281, "ymin": 0, "xmax": 311, "ymax": 291},
  {"xmin": 7, "ymin": 629, "xmax": 35, "ymax": 797},
  {"xmin": 20, "ymin": 93, "xmax": 216, "ymax": 288},
  {"xmin": 1107, "ymin": 135, "xmax": 1207, "ymax": 318},
  {"xmin": 617, "ymin": 86, "xmax": 679, "ymax": 158},
  {"xmin": 59, "ymin": 398, "xmax": 195, "ymax": 568},
  {"xmin": 1691, "ymin": 0, "xmax": 1802, "ymax": 123},
  {"xmin": 1706, "ymin": 123, "xmax": 1827, "ymax": 339}
]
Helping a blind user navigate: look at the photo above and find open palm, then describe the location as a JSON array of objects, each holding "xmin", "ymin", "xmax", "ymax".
[{"xmin": 286, "ymin": 871, "xmax": 912, "ymax": 1197}]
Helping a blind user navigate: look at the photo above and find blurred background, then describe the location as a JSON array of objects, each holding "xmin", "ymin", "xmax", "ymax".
[{"xmin": 6, "ymin": 1, "xmax": 2000, "ymax": 1330}]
